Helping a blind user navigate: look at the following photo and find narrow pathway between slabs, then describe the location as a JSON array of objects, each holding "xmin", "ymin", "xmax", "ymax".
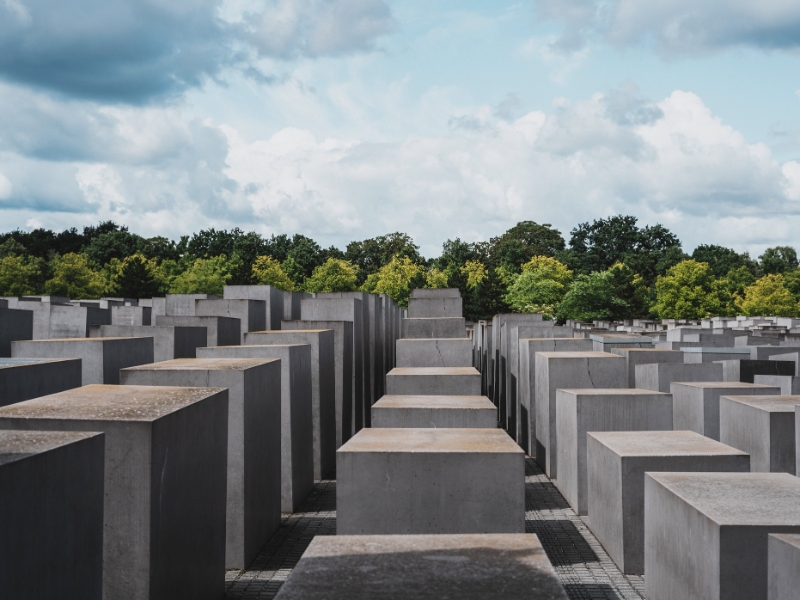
[{"xmin": 224, "ymin": 459, "xmax": 645, "ymax": 600}]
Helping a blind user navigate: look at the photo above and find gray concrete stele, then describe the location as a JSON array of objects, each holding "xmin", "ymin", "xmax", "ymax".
[
  {"xmin": 385, "ymin": 366, "xmax": 481, "ymax": 396},
  {"xmin": 0, "ymin": 358, "xmax": 81, "ymax": 407},
  {"xmin": 768, "ymin": 533, "xmax": 800, "ymax": 600},
  {"xmin": 395, "ymin": 338, "xmax": 472, "ymax": 367},
  {"xmin": 371, "ymin": 395, "xmax": 497, "ymax": 428},
  {"xmin": 634, "ymin": 361, "xmax": 723, "ymax": 393},
  {"xmin": 155, "ymin": 315, "xmax": 242, "ymax": 347},
  {"xmin": 89, "ymin": 324, "xmax": 207, "ymax": 362}
]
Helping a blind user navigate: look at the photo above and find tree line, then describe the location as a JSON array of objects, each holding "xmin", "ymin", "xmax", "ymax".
[{"xmin": 1, "ymin": 216, "xmax": 798, "ymax": 321}]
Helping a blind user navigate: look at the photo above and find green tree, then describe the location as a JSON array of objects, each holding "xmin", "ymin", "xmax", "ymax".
[
  {"xmin": 83, "ymin": 229, "xmax": 145, "ymax": 265},
  {"xmin": 361, "ymin": 255, "xmax": 425, "ymax": 308},
  {"xmin": 45, "ymin": 253, "xmax": 105, "ymax": 299},
  {"xmin": 0, "ymin": 238, "xmax": 28, "ymax": 257},
  {"xmin": 468, "ymin": 266, "xmax": 510, "ymax": 320},
  {"xmin": 759, "ymin": 246, "xmax": 799, "ymax": 275},
  {"xmin": 740, "ymin": 274, "xmax": 798, "ymax": 317},
  {"xmin": 557, "ymin": 271, "xmax": 629, "ymax": 322},
  {"xmin": 504, "ymin": 256, "xmax": 573, "ymax": 317},
  {"xmin": 304, "ymin": 258, "xmax": 359, "ymax": 293},
  {"xmin": 692, "ymin": 244, "xmax": 757, "ymax": 278},
  {"xmin": 281, "ymin": 257, "xmax": 306, "ymax": 288},
  {"xmin": 488, "ymin": 221, "xmax": 565, "ymax": 271},
  {"xmin": 652, "ymin": 260, "xmax": 725, "ymax": 319},
  {"xmin": 720, "ymin": 265, "xmax": 757, "ymax": 312},
  {"xmin": 782, "ymin": 267, "xmax": 800, "ymax": 301},
  {"xmin": 346, "ymin": 233, "xmax": 424, "ymax": 284},
  {"xmin": 170, "ymin": 255, "xmax": 237, "ymax": 296},
  {"xmin": 113, "ymin": 253, "xmax": 164, "ymax": 298},
  {"xmin": 426, "ymin": 268, "xmax": 449, "ymax": 288},
  {"xmin": 461, "ymin": 260, "xmax": 487, "ymax": 290},
  {"xmin": 0, "ymin": 255, "xmax": 45, "ymax": 296},
  {"xmin": 607, "ymin": 262, "xmax": 650, "ymax": 318},
  {"xmin": 251, "ymin": 256, "xmax": 297, "ymax": 290}
]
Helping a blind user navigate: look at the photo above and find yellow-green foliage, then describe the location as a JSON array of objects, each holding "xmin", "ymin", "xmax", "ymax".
[
  {"xmin": 361, "ymin": 255, "xmax": 424, "ymax": 308},
  {"xmin": 652, "ymin": 259, "xmax": 727, "ymax": 319},
  {"xmin": 461, "ymin": 260, "xmax": 487, "ymax": 289},
  {"xmin": 45, "ymin": 253, "xmax": 105, "ymax": 299},
  {"xmin": 251, "ymin": 256, "xmax": 297, "ymax": 291},
  {"xmin": 740, "ymin": 274, "xmax": 798, "ymax": 317},
  {"xmin": 425, "ymin": 268, "xmax": 449, "ymax": 289},
  {"xmin": 505, "ymin": 256, "xmax": 573, "ymax": 316},
  {"xmin": 304, "ymin": 258, "xmax": 359, "ymax": 293},
  {"xmin": 0, "ymin": 255, "xmax": 44, "ymax": 296},
  {"xmin": 170, "ymin": 255, "xmax": 235, "ymax": 296}
]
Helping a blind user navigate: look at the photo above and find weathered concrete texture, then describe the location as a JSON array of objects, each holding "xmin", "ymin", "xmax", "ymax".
[
  {"xmin": 0, "ymin": 308, "xmax": 33, "ymax": 356},
  {"xmin": 635, "ymin": 361, "xmax": 723, "ymax": 393},
  {"xmin": 273, "ymin": 534, "xmax": 568, "ymax": 600},
  {"xmin": 0, "ymin": 358, "xmax": 82, "ymax": 407},
  {"xmin": 13, "ymin": 302, "xmax": 111, "ymax": 339},
  {"xmin": 591, "ymin": 334, "xmax": 653, "ymax": 353},
  {"xmin": 682, "ymin": 347, "xmax": 751, "ymax": 363},
  {"xmin": 671, "ymin": 381, "xmax": 781, "ymax": 441},
  {"xmin": 410, "ymin": 288, "xmax": 461, "ymax": 299},
  {"xmin": 283, "ymin": 320, "xmax": 353, "ymax": 449},
  {"xmin": 610, "ymin": 348, "xmax": 684, "ymax": 388},
  {"xmin": 0, "ymin": 385, "xmax": 229, "ymax": 600},
  {"xmin": 518, "ymin": 337, "xmax": 593, "ymax": 457},
  {"xmin": 587, "ymin": 431, "xmax": 749, "ymax": 575},
  {"xmin": 198, "ymin": 344, "xmax": 314, "ymax": 512},
  {"xmin": 396, "ymin": 338, "xmax": 472, "ymax": 367},
  {"xmin": 196, "ymin": 299, "xmax": 267, "ymax": 344},
  {"xmin": 12, "ymin": 337, "xmax": 154, "ymax": 384},
  {"xmin": 645, "ymin": 472, "xmax": 800, "ymax": 600},
  {"xmin": 768, "ymin": 533, "xmax": 800, "ymax": 600},
  {"xmin": 386, "ymin": 366, "xmax": 481, "ymax": 396},
  {"xmin": 156, "ymin": 314, "xmax": 241, "ymax": 347},
  {"xmin": 407, "ymin": 296, "xmax": 463, "ymax": 318},
  {"xmin": 719, "ymin": 359, "xmax": 795, "ymax": 383},
  {"xmin": 371, "ymin": 395, "xmax": 497, "ymax": 428},
  {"xmin": 401, "ymin": 317, "xmax": 467, "ymax": 339},
  {"xmin": 750, "ymin": 346, "xmax": 800, "ymax": 361},
  {"xmin": 89, "ymin": 324, "xmax": 207, "ymax": 362},
  {"xmin": 245, "ymin": 330, "xmax": 336, "ymax": 479},
  {"xmin": 720, "ymin": 395, "xmax": 798, "ymax": 474},
  {"xmin": 120, "ymin": 358, "xmax": 282, "ymax": 569},
  {"xmin": 535, "ymin": 351, "xmax": 626, "ymax": 478},
  {"xmin": 0, "ymin": 430, "xmax": 105, "ymax": 600},
  {"xmin": 337, "ymin": 428, "xmax": 524, "ymax": 534},
  {"xmin": 224, "ymin": 285, "xmax": 285, "ymax": 330},
  {"xmin": 165, "ymin": 293, "xmax": 221, "ymax": 316},
  {"xmin": 555, "ymin": 388, "xmax": 673, "ymax": 515},
  {"xmin": 755, "ymin": 374, "xmax": 800, "ymax": 395},
  {"xmin": 111, "ymin": 305, "xmax": 151, "ymax": 326}
]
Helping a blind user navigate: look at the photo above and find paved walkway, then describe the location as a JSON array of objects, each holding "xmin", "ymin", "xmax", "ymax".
[{"xmin": 224, "ymin": 459, "xmax": 645, "ymax": 600}]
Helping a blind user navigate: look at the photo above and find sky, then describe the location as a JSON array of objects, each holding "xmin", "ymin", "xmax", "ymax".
[{"xmin": 1, "ymin": 0, "xmax": 800, "ymax": 258}]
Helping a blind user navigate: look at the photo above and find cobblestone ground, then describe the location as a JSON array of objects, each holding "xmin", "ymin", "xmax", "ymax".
[{"xmin": 224, "ymin": 459, "xmax": 644, "ymax": 600}]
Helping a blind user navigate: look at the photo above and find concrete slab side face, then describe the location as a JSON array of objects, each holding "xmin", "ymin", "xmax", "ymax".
[
  {"xmin": 155, "ymin": 315, "xmax": 241, "ymax": 347},
  {"xmin": 401, "ymin": 317, "xmax": 467, "ymax": 339},
  {"xmin": 337, "ymin": 429, "xmax": 525, "ymax": 535},
  {"xmin": 0, "ymin": 385, "xmax": 229, "ymax": 600},
  {"xmin": 645, "ymin": 472, "xmax": 800, "ymax": 600},
  {"xmin": 0, "ymin": 358, "xmax": 82, "ymax": 407},
  {"xmin": 586, "ymin": 431, "xmax": 749, "ymax": 575},
  {"xmin": 119, "ymin": 358, "xmax": 282, "ymax": 568},
  {"xmin": 396, "ymin": 338, "xmax": 473, "ymax": 367},
  {"xmin": 768, "ymin": 534, "xmax": 800, "ymax": 600},
  {"xmin": 0, "ymin": 430, "xmax": 105, "ymax": 600},
  {"xmin": 385, "ymin": 367, "xmax": 481, "ymax": 396},
  {"xmin": 223, "ymin": 285, "xmax": 284, "ymax": 330},
  {"xmin": 273, "ymin": 534, "xmax": 568, "ymax": 600},
  {"xmin": 196, "ymin": 299, "xmax": 267, "ymax": 344},
  {"xmin": 634, "ymin": 362, "xmax": 723, "ymax": 393},
  {"xmin": 0, "ymin": 308, "xmax": 33, "ymax": 357},
  {"xmin": 90, "ymin": 324, "xmax": 207, "ymax": 362},
  {"xmin": 371, "ymin": 395, "xmax": 497, "ymax": 428},
  {"xmin": 609, "ymin": 348, "xmax": 683, "ymax": 388}
]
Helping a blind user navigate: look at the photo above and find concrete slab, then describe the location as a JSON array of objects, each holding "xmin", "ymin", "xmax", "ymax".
[
  {"xmin": 165, "ymin": 293, "xmax": 220, "ymax": 316},
  {"xmin": 671, "ymin": 382, "xmax": 781, "ymax": 441},
  {"xmin": 720, "ymin": 395, "xmax": 798, "ymax": 474},
  {"xmin": 396, "ymin": 338, "xmax": 472, "ymax": 367},
  {"xmin": 197, "ymin": 344, "xmax": 314, "ymax": 512},
  {"xmin": 12, "ymin": 302, "xmax": 111, "ymax": 339},
  {"xmin": 0, "ymin": 385, "xmax": 228, "ymax": 600},
  {"xmin": 120, "ymin": 358, "xmax": 282, "ymax": 568},
  {"xmin": 407, "ymin": 297, "xmax": 463, "ymax": 318},
  {"xmin": 337, "ymin": 428, "xmax": 524, "ymax": 534},
  {"xmin": 0, "ymin": 308, "xmax": 33, "ymax": 357},
  {"xmin": 195, "ymin": 299, "xmax": 266, "ymax": 344},
  {"xmin": 385, "ymin": 367, "xmax": 481, "ymax": 396},
  {"xmin": 635, "ymin": 362, "xmax": 723, "ymax": 393},
  {"xmin": 682, "ymin": 347, "xmax": 751, "ymax": 363},
  {"xmin": 645, "ymin": 472, "xmax": 800, "ymax": 600},
  {"xmin": 0, "ymin": 430, "xmax": 104, "ymax": 600},
  {"xmin": 768, "ymin": 533, "xmax": 800, "ymax": 600},
  {"xmin": 111, "ymin": 305, "xmax": 151, "ymax": 326},
  {"xmin": 555, "ymin": 388, "xmax": 673, "ymax": 515},
  {"xmin": 718, "ymin": 359, "xmax": 795, "ymax": 383},
  {"xmin": 590, "ymin": 334, "xmax": 653, "ymax": 353},
  {"xmin": 401, "ymin": 317, "xmax": 467, "ymax": 339},
  {"xmin": 155, "ymin": 315, "xmax": 241, "ymax": 347},
  {"xmin": 89, "ymin": 324, "xmax": 207, "ymax": 362},
  {"xmin": 410, "ymin": 288, "xmax": 461, "ymax": 298},
  {"xmin": 273, "ymin": 534, "xmax": 568, "ymax": 600},
  {"xmin": 371, "ymin": 395, "xmax": 497, "ymax": 428},
  {"xmin": 0, "ymin": 358, "xmax": 81, "ymax": 407},
  {"xmin": 751, "ymin": 346, "xmax": 800, "ymax": 361},
  {"xmin": 11, "ymin": 337, "xmax": 154, "ymax": 384},
  {"xmin": 586, "ymin": 430, "xmax": 749, "ymax": 574},
  {"xmin": 755, "ymin": 374, "xmax": 800, "ymax": 395},
  {"xmin": 610, "ymin": 348, "xmax": 684, "ymax": 388},
  {"xmin": 534, "ymin": 351, "xmax": 626, "ymax": 478},
  {"xmin": 224, "ymin": 285, "xmax": 284, "ymax": 330}
]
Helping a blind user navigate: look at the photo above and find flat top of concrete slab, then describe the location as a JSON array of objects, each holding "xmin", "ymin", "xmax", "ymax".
[
  {"xmin": 14, "ymin": 337, "xmax": 144, "ymax": 343},
  {"xmin": 770, "ymin": 533, "xmax": 800, "ymax": 549},
  {"xmin": 212, "ymin": 343, "xmax": 307, "ymax": 349},
  {"xmin": 248, "ymin": 330, "xmax": 329, "ymax": 334},
  {"xmin": 0, "ymin": 430, "xmax": 102, "ymax": 467},
  {"xmin": 275, "ymin": 534, "xmax": 567, "ymax": 600},
  {"xmin": 122, "ymin": 357, "xmax": 279, "ymax": 371},
  {"xmin": 720, "ymin": 395, "xmax": 800, "ymax": 412},
  {"xmin": 646, "ymin": 472, "xmax": 800, "ymax": 525},
  {"xmin": 672, "ymin": 381, "xmax": 776, "ymax": 389},
  {"xmin": 590, "ymin": 334, "xmax": 652, "ymax": 343},
  {"xmin": 402, "ymin": 317, "xmax": 464, "ymax": 321},
  {"xmin": 611, "ymin": 348, "xmax": 681, "ymax": 354},
  {"xmin": 373, "ymin": 395, "xmax": 495, "ymax": 409},
  {"xmin": 387, "ymin": 367, "xmax": 480, "ymax": 376},
  {"xmin": 0, "ymin": 358, "xmax": 77, "ymax": 369},
  {"xmin": 397, "ymin": 337, "xmax": 471, "ymax": 342},
  {"xmin": 536, "ymin": 351, "xmax": 620, "ymax": 358},
  {"xmin": 557, "ymin": 388, "xmax": 670, "ymax": 396},
  {"xmin": 588, "ymin": 430, "xmax": 748, "ymax": 457},
  {"xmin": 0, "ymin": 384, "xmax": 226, "ymax": 422},
  {"xmin": 681, "ymin": 347, "xmax": 750, "ymax": 353},
  {"xmin": 339, "ymin": 428, "xmax": 523, "ymax": 454}
]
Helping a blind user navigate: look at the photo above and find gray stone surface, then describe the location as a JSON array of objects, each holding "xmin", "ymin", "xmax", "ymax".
[
  {"xmin": 682, "ymin": 347, "xmax": 751, "ymax": 363},
  {"xmin": 407, "ymin": 296, "xmax": 463, "ymax": 318},
  {"xmin": 120, "ymin": 358, "xmax": 282, "ymax": 568},
  {"xmin": 586, "ymin": 431, "xmax": 749, "ymax": 574},
  {"xmin": 720, "ymin": 395, "xmax": 798, "ymax": 474},
  {"xmin": 0, "ymin": 385, "xmax": 229, "ymax": 600},
  {"xmin": 0, "ymin": 430, "xmax": 105, "ymax": 600},
  {"xmin": 245, "ymin": 330, "xmax": 336, "ymax": 479},
  {"xmin": 768, "ymin": 533, "xmax": 800, "ymax": 600},
  {"xmin": 12, "ymin": 337, "xmax": 154, "ymax": 384},
  {"xmin": 337, "ymin": 428, "xmax": 524, "ymax": 534},
  {"xmin": 371, "ymin": 394, "xmax": 497, "ymax": 428},
  {"xmin": 755, "ymin": 374, "xmax": 800, "ymax": 395},
  {"xmin": 224, "ymin": 285, "xmax": 285, "ymax": 330},
  {"xmin": 396, "ymin": 337, "xmax": 472, "ymax": 367},
  {"xmin": 751, "ymin": 346, "xmax": 800, "ymax": 361},
  {"xmin": 555, "ymin": 389, "xmax": 673, "ymax": 515},
  {"xmin": 644, "ymin": 472, "xmax": 800, "ymax": 600},
  {"xmin": 635, "ymin": 361, "xmax": 723, "ymax": 393},
  {"xmin": 196, "ymin": 299, "xmax": 267, "ymax": 344},
  {"xmin": 401, "ymin": 317, "xmax": 467, "ymax": 339},
  {"xmin": 0, "ymin": 308, "xmax": 33, "ymax": 356},
  {"xmin": 610, "ymin": 348, "xmax": 683, "ymax": 388},
  {"xmin": 671, "ymin": 381, "xmax": 781, "ymax": 441},
  {"xmin": 386, "ymin": 366, "xmax": 481, "ymax": 395},
  {"xmin": 273, "ymin": 534, "xmax": 568, "ymax": 600},
  {"xmin": 165, "ymin": 293, "xmax": 221, "ymax": 316},
  {"xmin": 535, "ymin": 352, "xmax": 626, "ymax": 478},
  {"xmin": 719, "ymin": 359, "xmax": 795, "ymax": 383},
  {"xmin": 591, "ymin": 335, "xmax": 653, "ymax": 353},
  {"xmin": 111, "ymin": 305, "xmax": 151, "ymax": 326},
  {"xmin": 156, "ymin": 315, "xmax": 241, "ymax": 347},
  {"xmin": 198, "ymin": 344, "xmax": 314, "ymax": 512},
  {"xmin": 12, "ymin": 302, "xmax": 111, "ymax": 339},
  {"xmin": 410, "ymin": 288, "xmax": 461, "ymax": 299},
  {"xmin": 89, "ymin": 324, "xmax": 207, "ymax": 361},
  {"xmin": 0, "ymin": 357, "xmax": 82, "ymax": 407}
]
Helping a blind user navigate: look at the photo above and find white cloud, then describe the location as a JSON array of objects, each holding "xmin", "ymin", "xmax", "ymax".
[{"xmin": 0, "ymin": 171, "xmax": 12, "ymax": 199}]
